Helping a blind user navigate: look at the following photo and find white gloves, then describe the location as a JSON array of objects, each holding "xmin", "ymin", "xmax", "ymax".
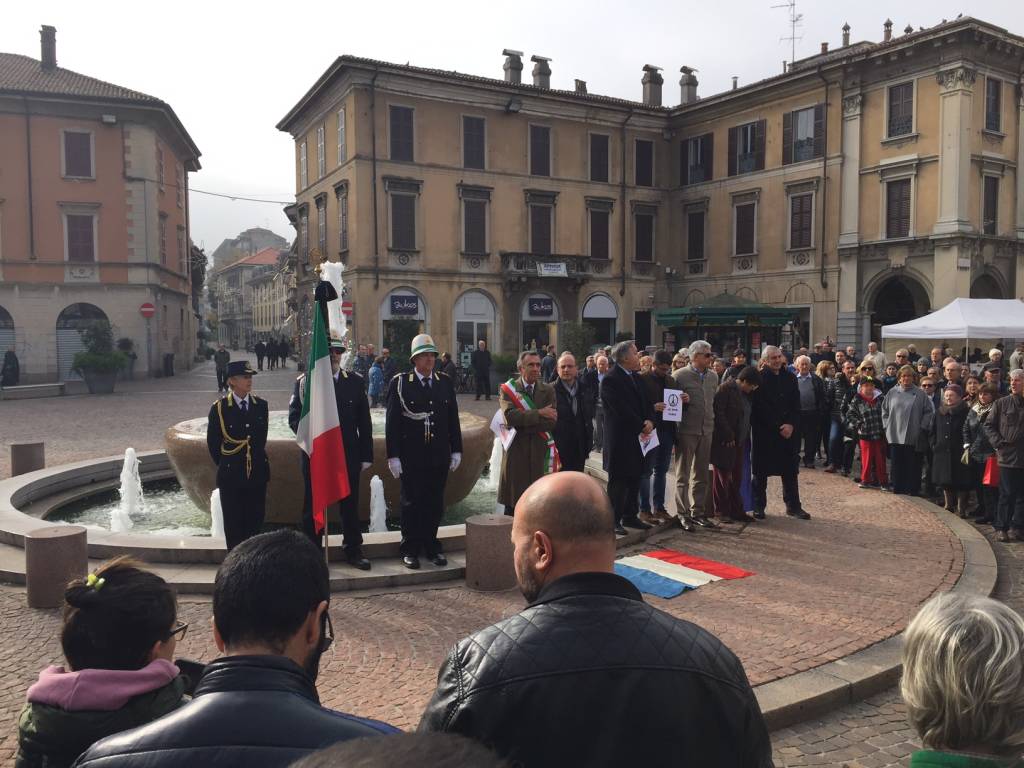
[
  {"xmin": 450, "ymin": 452, "xmax": 462, "ymax": 472},
  {"xmin": 361, "ymin": 461, "xmax": 372, "ymax": 471},
  {"xmin": 388, "ymin": 458, "xmax": 402, "ymax": 478}
]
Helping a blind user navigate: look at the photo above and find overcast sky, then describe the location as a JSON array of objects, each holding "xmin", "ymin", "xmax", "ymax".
[{"xmin": 3, "ymin": 0, "xmax": 1021, "ymax": 253}]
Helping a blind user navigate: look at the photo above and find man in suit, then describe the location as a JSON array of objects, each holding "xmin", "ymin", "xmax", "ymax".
[
  {"xmin": 673, "ymin": 340, "xmax": 718, "ymax": 530},
  {"xmin": 590, "ymin": 355, "xmax": 609, "ymax": 453},
  {"xmin": 794, "ymin": 354, "xmax": 827, "ymax": 468},
  {"xmin": 206, "ymin": 360, "xmax": 270, "ymax": 549},
  {"xmin": 540, "ymin": 345, "xmax": 558, "ymax": 383},
  {"xmin": 254, "ymin": 339, "xmax": 266, "ymax": 371},
  {"xmin": 385, "ymin": 334, "xmax": 463, "ymax": 570},
  {"xmin": 289, "ymin": 338, "xmax": 374, "ymax": 569},
  {"xmin": 602, "ymin": 341, "xmax": 655, "ymax": 535},
  {"xmin": 640, "ymin": 350, "xmax": 677, "ymax": 525},
  {"xmin": 551, "ymin": 352, "xmax": 593, "ymax": 473},
  {"xmin": 470, "ymin": 339, "xmax": 492, "ymax": 401},
  {"xmin": 499, "ymin": 350, "xmax": 558, "ymax": 513}
]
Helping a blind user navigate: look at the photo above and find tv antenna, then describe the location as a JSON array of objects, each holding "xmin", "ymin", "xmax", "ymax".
[{"xmin": 772, "ymin": 0, "xmax": 803, "ymax": 65}]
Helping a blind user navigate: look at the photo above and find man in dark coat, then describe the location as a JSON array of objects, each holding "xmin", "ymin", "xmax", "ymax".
[
  {"xmin": 278, "ymin": 337, "xmax": 290, "ymax": 369},
  {"xmin": 288, "ymin": 339, "xmax": 374, "ymax": 569},
  {"xmin": 551, "ymin": 352, "xmax": 592, "ymax": 473},
  {"xmin": 639, "ymin": 350, "xmax": 677, "ymax": 524},
  {"xmin": 540, "ymin": 345, "xmax": 557, "ymax": 383},
  {"xmin": 1, "ymin": 348, "xmax": 19, "ymax": 387},
  {"xmin": 712, "ymin": 366, "xmax": 761, "ymax": 523},
  {"xmin": 601, "ymin": 341, "xmax": 655, "ymax": 534},
  {"xmin": 750, "ymin": 346, "xmax": 810, "ymax": 520},
  {"xmin": 265, "ymin": 338, "xmax": 278, "ymax": 371},
  {"xmin": 470, "ymin": 340, "xmax": 492, "ymax": 401},
  {"xmin": 385, "ymin": 334, "xmax": 463, "ymax": 570},
  {"xmin": 206, "ymin": 360, "xmax": 270, "ymax": 549},
  {"xmin": 254, "ymin": 339, "xmax": 266, "ymax": 371}
]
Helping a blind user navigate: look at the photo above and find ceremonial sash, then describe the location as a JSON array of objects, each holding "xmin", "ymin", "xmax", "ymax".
[{"xmin": 500, "ymin": 379, "xmax": 561, "ymax": 474}]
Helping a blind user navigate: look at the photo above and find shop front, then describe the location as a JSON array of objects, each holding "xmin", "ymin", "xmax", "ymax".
[
  {"xmin": 520, "ymin": 293, "xmax": 559, "ymax": 351},
  {"xmin": 653, "ymin": 293, "xmax": 799, "ymax": 359}
]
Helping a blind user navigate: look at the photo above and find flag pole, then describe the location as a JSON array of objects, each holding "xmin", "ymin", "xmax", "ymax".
[{"xmin": 311, "ymin": 255, "xmax": 339, "ymax": 575}]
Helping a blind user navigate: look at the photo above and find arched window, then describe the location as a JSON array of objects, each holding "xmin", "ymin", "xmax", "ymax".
[
  {"xmin": 453, "ymin": 290, "xmax": 496, "ymax": 358},
  {"xmin": 380, "ymin": 288, "xmax": 427, "ymax": 360},
  {"xmin": 582, "ymin": 293, "xmax": 618, "ymax": 346},
  {"xmin": 56, "ymin": 303, "xmax": 109, "ymax": 380}
]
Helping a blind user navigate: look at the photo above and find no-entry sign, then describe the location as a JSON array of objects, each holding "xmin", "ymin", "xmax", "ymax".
[{"xmin": 139, "ymin": 302, "xmax": 156, "ymax": 318}]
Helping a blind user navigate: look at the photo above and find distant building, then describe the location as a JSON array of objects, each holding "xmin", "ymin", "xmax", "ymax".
[
  {"xmin": 250, "ymin": 249, "xmax": 295, "ymax": 340},
  {"xmin": 0, "ymin": 26, "xmax": 201, "ymax": 382},
  {"xmin": 209, "ymin": 247, "xmax": 282, "ymax": 349},
  {"xmin": 209, "ymin": 227, "xmax": 288, "ymax": 270}
]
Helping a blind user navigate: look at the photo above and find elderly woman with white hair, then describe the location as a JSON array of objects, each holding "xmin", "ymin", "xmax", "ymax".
[{"xmin": 901, "ymin": 592, "xmax": 1024, "ymax": 765}]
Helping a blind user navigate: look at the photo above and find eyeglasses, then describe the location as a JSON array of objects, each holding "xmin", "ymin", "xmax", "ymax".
[
  {"xmin": 167, "ymin": 620, "xmax": 189, "ymax": 641},
  {"xmin": 922, "ymin": 384, "xmax": 935, "ymax": 389}
]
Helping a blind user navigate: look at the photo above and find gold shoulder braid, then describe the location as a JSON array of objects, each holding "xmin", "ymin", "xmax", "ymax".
[{"xmin": 216, "ymin": 398, "xmax": 252, "ymax": 478}]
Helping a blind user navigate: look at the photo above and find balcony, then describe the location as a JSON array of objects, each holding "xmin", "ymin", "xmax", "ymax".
[
  {"xmin": 500, "ymin": 252, "xmax": 592, "ymax": 279},
  {"xmin": 737, "ymin": 153, "xmax": 757, "ymax": 174},
  {"xmin": 887, "ymin": 115, "xmax": 913, "ymax": 138},
  {"xmin": 686, "ymin": 165, "xmax": 708, "ymax": 184},
  {"xmin": 685, "ymin": 259, "xmax": 707, "ymax": 275}
]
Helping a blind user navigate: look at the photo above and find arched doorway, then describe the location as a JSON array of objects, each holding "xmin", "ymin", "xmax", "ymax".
[
  {"xmin": 970, "ymin": 274, "xmax": 1003, "ymax": 299},
  {"xmin": 380, "ymin": 288, "xmax": 427, "ymax": 360},
  {"xmin": 56, "ymin": 303, "xmax": 108, "ymax": 380},
  {"xmin": 520, "ymin": 293, "xmax": 560, "ymax": 351},
  {"xmin": 453, "ymin": 290, "xmax": 496, "ymax": 361},
  {"xmin": 0, "ymin": 305, "xmax": 14, "ymax": 356},
  {"xmin": 581, "ymin": 293, "xmax": 618, "ymax": 346},
  {"xmin": 869, "ymin": 277, "xmax": 929, "ymax": 344}
]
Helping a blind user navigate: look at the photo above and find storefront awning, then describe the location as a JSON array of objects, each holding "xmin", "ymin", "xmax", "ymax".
[{"xmin": 653, "ymin": 293, "xmax": 797, "ymax": 327}]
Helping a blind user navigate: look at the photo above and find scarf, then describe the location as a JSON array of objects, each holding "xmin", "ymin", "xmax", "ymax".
[
  {"xmin": 501, "ymin": 379, "xmax": 561, "ymax": 474},
  {"xmin": 939, "ymin": 400, "xmax": 969, "ymax": 417}
]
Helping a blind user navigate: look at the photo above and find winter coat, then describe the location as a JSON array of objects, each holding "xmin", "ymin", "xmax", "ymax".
[
  {"xmin": 984, "ymin": 394, "xmax": 1024, "ymax": 469},
  {"xmin": 750, "ymin": 366, "xmax": 800, "ymax": 476},
  {"xmin": 711, "ymin": 380, "xmax": 750, "ymax": 470},
  {"xmin": 673, "ymin": 365, "xmax": 719, "ymax": 437},
  {"xmin": 498, "ymin": 377, "xmax": 557, "ymax": 507},
  {"xmin": 827, "ymin": 374, "xmax": 852, "ymax": 420},
  {"xmin": 368, "ymin": 363, "xmax": 384, "ymax": 397},
  {"xmin": 551, "ymin": 378, "xmax": 593, "ymax": 472},
  {"xmin": 601, "ymin": 364, "xmax": 652, "ymax": 479},
  {"xmin": 964, "ymin": 403, "xmax": 996, "ymax": 463},
  {"xmin": 846, "ymin": 393, "xmax": 885, "ymax": 441},
  {"xmin": 931, "ymin": 400, "xmax": 973, "ymax": 490},
  {"xmin": 881, "ymin": 385, "xmax": 934, "ymax": 450}
]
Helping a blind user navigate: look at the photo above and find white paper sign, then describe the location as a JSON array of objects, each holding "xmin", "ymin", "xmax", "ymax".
[
  {"xmin": 489, "ymin": 409, "xmax": 517, "ymax": 451},
  {"xmin": 662, "ymin": 388, "xmax": 684, "ymax": 422},
  {"xmin": 639, "ymin": 429, "xmax": 660, "ymax": 457}
]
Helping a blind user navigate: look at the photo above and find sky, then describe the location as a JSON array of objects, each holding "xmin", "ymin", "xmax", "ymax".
[{"xmin": 3, "ymin": 0, "xmax": 1022, "ymax": 254}]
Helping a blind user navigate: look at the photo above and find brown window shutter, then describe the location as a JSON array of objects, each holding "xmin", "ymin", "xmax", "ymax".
[
  {"xmin": 687, "ymin": 211, "xmax": 704, "ymax": 260},
  {"xmin": 590, "ymin": 210, "xmax": 609, "ymax": 259},
  {"xmin": 728, "ymin": 127, "xmax": 738, "ymax": 177},
  {"xmin": 590, "ymin": 134, "xmax": 609, "ymax": 182},
  {"xmin": 64, "ymin": 132, "xmax": 92, "ymax": 177},
  {"xmin": 790, "ymin": 193, "xmax": 812, "ymax": 248},
  {"xmin": 680, "ymin": 140, "xmax": 688, "ymax": 185},
  {"xmin": 705, "ymin": 133, "xmax": 714, "ymax": 181},
  {"xmin": 635, "ymin": 214, "xmax": 653, "ymax": 261},
  {"xmin": 389, "ymin": 107, "xmax": 414, "ymax": 162},
  {"xmin": 886, "ymin": 180, "xmax": 911, "ymax": 238},
  {"xmin": 464, "ymin": 200, "xmax": 486, "ymax": 253},
  {"xmin": 813, "ymin": 103, "xmax": 825, "ymax": 158},
  {"xmin": 531, "ymin": 206, "xmax": 551, "ymax": 255},
  {"xmin": 530, "ymin": 126, "xmax": 550, "ymax": 176},
  {"xmin": 736, "ymin": 204, "xmax": 755, "ymax": 254},
  {"xmin": 392, "ymin": 195, "xmax": 416, "ymax": 249},
  {"xmin": 753, "ymin": 120, "xmax": 766, "ymax": 171},
  {"xmin": 983, "ymin": 176, "xmax": 998, "ymax": 235},
  {"xmin": 782, "ymin": 112, "xmax": 793, "ymax": 166},
  {"xmin": 635, "ymin": 140, "xmax": 653, "ymax": 187},
  {"xmin": 66, "ymin": 215, "xmax": 95, "ymax": 262}
]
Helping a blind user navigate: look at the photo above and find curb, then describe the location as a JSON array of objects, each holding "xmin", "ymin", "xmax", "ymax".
[{"xmin": 754, "ymin": 497, "xmax": 998, "ymax": 731}]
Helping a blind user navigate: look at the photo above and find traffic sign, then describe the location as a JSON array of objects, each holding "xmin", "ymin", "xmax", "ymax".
[
  {"xmin": 341, "ymin": 301, "xmax": 353, "ymax": 316},
  {"xmin": 139, "ymin": 303, "xmax": 156, "ymax": 318}
]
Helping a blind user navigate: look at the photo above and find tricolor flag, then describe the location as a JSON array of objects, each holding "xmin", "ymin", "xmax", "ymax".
[
  {"xmin": 296, "ymin": 304, "xmax": 350, "ymax": 533},
  {"xmin": 614, "ymin": 549, "xmax": 754, "ymax": 599}
]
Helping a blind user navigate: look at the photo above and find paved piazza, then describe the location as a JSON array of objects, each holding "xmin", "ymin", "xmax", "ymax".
[{"xmin": 0, "ymin": 358, "xmax": 972, "ymax": 765}]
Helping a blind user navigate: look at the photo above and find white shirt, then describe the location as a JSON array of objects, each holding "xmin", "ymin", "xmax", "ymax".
[{"xmin": 416, "ymin": 371, "xmax": 433, "ymax": 386}]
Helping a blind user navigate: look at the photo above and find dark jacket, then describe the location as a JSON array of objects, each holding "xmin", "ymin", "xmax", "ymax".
[
  {"xmin": 711, "ymin": 380, "xmax": 748, "ymax": 470},
  {"xmin": 846, "ymin": 393, "xmax": 885, "ymax": 441},
  {"xmin": 206, "ymin": 393, "xmax": 270, "ymax": 487},
  {"xmin": 419, "ymin": 572, "xmax": 772, "ymax": 768},
  {"xmin": 931, "ymin": 401, "xmax": 972, "ymax": 490},
  {"xmin": 750, "ymin": 366, "xmax": 800, "ymax": 476},
  {"xmin": 470, "ymin": 348, "xmax": 491, "ymax": 375},
  {"xmin": 540, "ymin": 353, "xmax": 557, "ymax": 383},
  {"xmin": 289, "ymin": 371, "xmax": 373, "ymax": 474},
  {"xmin": 385, "ymin": 370, "xmax": 462, "ymax": 467},
  {"xmin": 964, "ymin": 404, "xmax": 996, "ymax": 463},
  {"xmin": 552, "ymin": 377, "xmax": 593, "ymax": 473},
  {"xmin": 600, "ymin": 365, "xmax": 652, "ymax": 478},
  {"xmin": 73, "ymin": 656, "xmax": 397, "ymax": 768},
  {"xmin": 2, "ymin": 349, "xmax": 20, "ymax": 386},
  {"xmin": 984, "ymin": 394, "xmax": 1024, "ymax": 469},
  {"xmin": 640, "ymin": 369, "xmax": 677, "ymax": 445}
]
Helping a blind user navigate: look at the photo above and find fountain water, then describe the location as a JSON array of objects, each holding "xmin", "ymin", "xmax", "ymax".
[
  {"xmin": 209, "ymin": 489, "xmax": 225, "ymax": 539},
  {"xmin": 112, "ymin": 448, "xmax": 141, "ymax": 532},
  {"xmin": 486, "ymin": 437, "xmax": 505, "ymax": 514},
  {"xmin": 368, "ymin": 475, "xmax": 387, "ymax": 533}
]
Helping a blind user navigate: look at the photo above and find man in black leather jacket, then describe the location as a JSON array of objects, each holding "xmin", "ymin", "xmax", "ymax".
[
  {"xmin": 418, "ymin": 472, "xmax": 772, "ymax": 768},
  {"xmin": 74, "ymin": 531, "xmax": 397, "ymax": 767}
]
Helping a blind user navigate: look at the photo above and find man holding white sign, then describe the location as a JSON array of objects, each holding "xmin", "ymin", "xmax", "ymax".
[
  {"xmin": 672, "ymin": 340, "xmax": 720, "ymax": 531},
  {"xmin": 640, "ymin": 350, "xmax": 683, "ymax": 525}
]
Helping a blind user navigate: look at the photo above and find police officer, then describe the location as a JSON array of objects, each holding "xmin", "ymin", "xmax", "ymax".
[
  {"xmin": 288, "ymin": 338, "xmax": 374, "ymax": 569},
  {"xmin": 385, "ymin": 334, "xmax": 463, "ymax": 569},
  {"xmin": 206, "ymin": 360, "xmax": 269, "ymax": 549}
]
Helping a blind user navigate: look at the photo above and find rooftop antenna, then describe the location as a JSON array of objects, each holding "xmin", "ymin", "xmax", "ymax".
[{"xmin": 772, "ymin": 0, "xmax": 804, "ymax": 65}]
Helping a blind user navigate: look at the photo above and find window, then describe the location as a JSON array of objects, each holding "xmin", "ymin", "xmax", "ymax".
[
  {"xmin": 728, "ymin": 120, "xmax": 765, "ymax": 176},
  {"xmin": 790, "ymin": 193, "xmax": 813, "ymax": 248},
  {"xmin": 316, "ymin": 196, "xmax": 326, "ymax": 254},
  {"xmin": 65, "ymin": 214, "xmax": 95, "ymax": 262},
  {"xmin": 299, "ymin": 141, "xmax": 308, "ymax": 189},
  {"xmin": 887, "ymin": 82, "xmax": 914, "ymax": 138},
  {"xmin": 682, "ymin": 133, "xmax": 713, "ymax": 185},
  {"xmin": 337, "ymin": 188, "xmax": 349, "ymax": 251},
  {"xmin": 316, "ymin": 125, "xmax": 325, "ymax": 179},
  {"xmin": 590, "ymin": 209, "xmax": 609, "ymax": 259},
  {"xmin": 391, "ymin": 194, "xmax": 416, "ymax": 250},
  {"xmin": 177, "ymin": 226, "xmax": 186, "ymax": 273},
  {"xmin": 686, "ymin": 211, "xmax": 705, "ymax": 260},
  {"xmin": 299, "ymin": 208, "xmax": 309, "ymax": 258},
  {"xmin": 590, "ymin": 134, "xmax": 609, "ymax": 182},
  {"xmin": 983, "ymin": 176, "xmax": 998, "ymax": 236},
  {"xmin": 530, "ymin": 125, "xmax": 550, "ymax": 176},
  {"xmin": 463, "ymin": 116, "xmax": 485, "ymax": 170},
  {"xmin": 885, "ymin": 178, "xmax": 911, "ymax": 238},
  {"xmin": 159, "ymin": 214, "xmax": 167, "ymax": 264},
  {"xmin": 783, "ymin": 105, "xmax": 824, "ymax": 164},
  {"xmin": 464, "ymin": 199, "xmax": 487, "ymax": 253},
  {"xmin": 530, "ymin": 205, "xmax": 552, "ymax": 255},
  {"xmin": 157, "ymin": 147, "xmax": 165, "ymax": 189},
  {"xmin": 735, "ymin": 203, "xmax": 756, "ymax": 255},
  {"xmin": 986, "ymin": 78, "xmax": 1002, "ymax": 132},
  {"xmin": 63, "ymin": 131, "xmax": 93, "ymax": 178},
  {"xmin": 337, "ymin": 107, "xmax": 347, "ymax": 164},
  {"xmin": 634, "ymin": 213, "xmax": 654, "ymax": 261},
  {"xmin": 175, "ymin": 163, "xmax": 184, "ymax": 208},
  {"xmin": 635, "ymin": 140, "xmax": 653, "ymax": 187},
  {"xmin": 389, "ymin": 106, "xmax": 414, "ymax": 161}
]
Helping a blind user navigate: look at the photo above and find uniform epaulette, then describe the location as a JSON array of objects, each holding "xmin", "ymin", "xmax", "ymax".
[
  {"xmin": 392, "ymin": 372, "xmax": 405, "ymax": 380},
  {"xmin": 350, "ymin": 370, "xmax": 363, "ymax": 379},
  {"xmin": 437, "ymin": 371, "xmax": 449, "ymax": 379}
]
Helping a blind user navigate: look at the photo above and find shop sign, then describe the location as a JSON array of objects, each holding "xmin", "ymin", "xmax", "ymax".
[
  {"xmin": 536, "ymin": 262, "xmax": 568, "ymax": 278},
  {"xmin": 528, "ymin": 297, "xmax": 554, "ymax": 317},
  {"xmin": 390, "ymin": 295, "xmax": 419, "ymax": 316}
]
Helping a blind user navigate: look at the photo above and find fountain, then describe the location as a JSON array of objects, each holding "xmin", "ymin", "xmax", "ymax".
[
  {"xmin": 369, "ymin": 475, "xmax": 387, "ymax": 533},
  {"xmin": 486, "ymin": 437, "xmax": 505, "ymax": 514},
  {"xmin": 209, "ymin": 489, "xmax": 225, "ymax": 540},
  {"xmin": 112, "ymin": 448, "xmax": 141, "ymax": 532}
]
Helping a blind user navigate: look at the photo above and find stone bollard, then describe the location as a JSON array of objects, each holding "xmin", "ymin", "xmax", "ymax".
[
  {"xmin": 11, "ymin": 442, "xmax": 45, "ymax": 476},
  {"xmin": 465, "ymin": 514, "xmax": 516, "ymax": 592},
  {"xmin": 25, "ymin": 526, "xmax": 88, "ymax": 609}
]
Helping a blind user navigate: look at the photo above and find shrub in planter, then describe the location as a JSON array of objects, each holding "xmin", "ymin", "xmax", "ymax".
[{"xmin": 73, "ymin": 321, "xmax": 127, "ymax": 394}]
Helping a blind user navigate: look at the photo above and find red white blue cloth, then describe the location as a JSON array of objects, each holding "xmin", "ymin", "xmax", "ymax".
[{"xmin": 614, "ymin": 549, "xmax": 754, "ymax": 599}]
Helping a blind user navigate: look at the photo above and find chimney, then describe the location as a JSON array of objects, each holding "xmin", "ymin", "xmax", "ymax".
[
  {"xmin": 842, "ymin": 22, "xmax": 851, "ymax": 47},
  {"xmin": 531, "ymin": 55, "xmax": 551, "ymax": 89},
  {"xmin": 731, "ymin": 76, "xmax": 739, "ymax": 90},
  {"xmin": 883, "ymin": 18, "xmax": 893, "ymax": 42},
  {"xmin": 783, "ymin": 60, "xmax": 788, "ymax": 73},
  {"xmin": 574, "ymin": 79, "xmax": 587, "ymax": 95},
  {"xmin": 820, "ymin": 42, "xmax": 829, "ymax": 54},
  {"xmin": 904, "ymin": 24, "xmax": 913, "ymax": 35},
  {"xmin": 502, "ymin": 49, "xmax": 523, "ymax": 85},
  {"xmin": 641, "ymin": 65, "xmax": 663, "ymax": 107},
  {"xmin": 40, "ymin": 25, "xmax": 56, "ymax": 71},
  {"xmin": 679, "ymin": 66, "xmax": 699, "ymax": 104}
]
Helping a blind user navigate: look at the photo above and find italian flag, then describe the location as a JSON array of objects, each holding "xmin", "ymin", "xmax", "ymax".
[{"xmin": 296, "ymin": 304, "xmax": 350, "ymax": 533}]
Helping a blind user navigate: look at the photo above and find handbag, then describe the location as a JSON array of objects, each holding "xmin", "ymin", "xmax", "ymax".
[{"xmin": 983, "ymin": 454, "xmax": 1000, "ymax": 486}]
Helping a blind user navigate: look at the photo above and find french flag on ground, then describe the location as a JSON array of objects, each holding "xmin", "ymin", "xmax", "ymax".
[{"xmin": 614, "ymin": 549, "xmax": 754, "ymax": 599}]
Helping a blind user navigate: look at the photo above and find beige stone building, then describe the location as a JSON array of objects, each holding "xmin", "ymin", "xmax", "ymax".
[
  {"xmin": 209, "ymin": 247, "xmax": 280, "ymax": 349},
  {"xmin": 250, "ymin": 250, "xmax": 295, "ymax": 339},
  {"xmin": 277, "ymin": 16, "xmax": 1024, "ymax": 360}
]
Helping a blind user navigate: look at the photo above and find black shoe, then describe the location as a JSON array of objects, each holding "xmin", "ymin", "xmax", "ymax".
[
  {"xmin": 786, "ymin": 508, "xmax": 811, "ymax": 520},
  {"xmin": 753, "ymin": 510, "xmax": 766, "ymax": 520},
  {"xmin": 622, "ymin": 517, "xmax": 652, "ymax": 531},
  {"xmin": 430, "ymin": 554, "xmax": 448, "ymax": 567},
  {"xmin": 692, "ymin": 515, "xmax": 719, "ymax": 529},
  {"xmin": 346, "ymin": 554, "xmax": 371, "ymax": 571},
  {"xmin": 402, "ymin": 556, "xmax": 420, "ymax": 569},
  {"xmin": 614, "ymin": 523, "xmax": 628, "ymax": 536},
  {"xmin": 679, "ymin": 516, "xmax": 695, "ymax": 532}
]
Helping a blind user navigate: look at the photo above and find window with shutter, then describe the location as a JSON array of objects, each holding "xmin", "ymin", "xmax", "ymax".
[
  {"xmin": 687, "ymin": 211, "xmax": 704, "ymax": 260},
  {"xmin": 590, "ymin": 210, "xmax": 609, "ymax": 259},
  {"xmin": 299, "ymin": 141, "xmax": 308, "ymax": 189},
  {"xmin": 337, "ymin": 107, "xmax": 347, "ymax": 164},
  {"xmin": 391, "ymin": 194, "xmax": 416, "ymax": 249},
  {"xmin": 985, "ymin": 78, "xmax": 1002, "ymax": 132},
  {"xmin": 789, "ymin": 193, "xmax": 813, "ymax": 248},
  {"xmin": 464, "ymin": 199, "xmax": 487, "ymax": 253},
  {"xmin": 316, "ymin": 125, "xmax": 325, "ymax": 179},
  {"xmin": 299, "ymin": 210, "xmax": 309, "ymax": 258},
  {"xmin": 983, "ymin": 176, "xmax": 998, "ymax": 235},
  {"xmin": 64, "ymin": 132, "xmax": 93, "ymax": 178},
  {"xmin": 887, "ymin": 83, "xmax": 914, "ymax": 137},
  {"xmin": 635, "ymin": 140, "xmax": 654, "ymax": 186},
  {"xmin": 389, "ymin": 106, "xmax": 414, "ymax": 161},
  {"xmin": 634, "ymin": 214, "xmax": 654, "ymax": 261},
  {"xmin": 530, "ymin": 205, "xmax": 552, "ymax": 254},
  {"xmin": 732, "ymin": 122, "xmax": 760, "ymax": 175},
  {"xmin": 66, "ymin": 215, "xmax": 95, "ymax": 262},
  {"xmin": 463, "ymin": 116, "xmax": 485, "ymax": 169},
  {"xmin": 885, "ymin": 179, "xmax": 911, "ymax": 238},
  {"xmin": 785, "ymin": 107, "xmax": 816, "ymax": 163},
  {"xmin": 530, "ymin": 125, "xmax": 550, "ymax": 176},
  {"xmin": 684, "ymin": 134, "xmax": 713, "ymax": 184},
  {"xmin": 338, "ymin": 191, "xmax": 349, "ymax": 251},
  {"xmin": 316, "ymin": 198, "xmax": 326, "ymax": 254},
  {"xmin": 590, "ymin": 134, "xmax": 609, "ymax": 182},
  {"xmin": 735, "ymin": 203, "xmax": 756, "ymax": 255},
  {"xmin": 159, "ymin": 215, "xmax": 167, "ymax": 264}
]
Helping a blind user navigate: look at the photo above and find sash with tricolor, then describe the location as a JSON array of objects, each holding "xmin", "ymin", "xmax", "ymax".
[
  {"xmin": 614, "ymin": 549, "xmax": 755, "ymax": 599},
  {"xmin": 500, "ymin": 378, "xmax": 561, "ymax": 474}
]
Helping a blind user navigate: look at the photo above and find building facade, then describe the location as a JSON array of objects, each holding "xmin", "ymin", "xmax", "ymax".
[
  {"xmin": 209, "ymin": 247, "xmax": 283, "ymax": 349},
  {"xmin": 277, "ymin": 16, "xmax": 1024, "ymax": 360},
  {"xmin": 0, "ymin": 27, "xmax": 202, "ymax": 383},
  {"xmin": 250, "ymin": 249, "xmax": 294, "ymax": 339}
]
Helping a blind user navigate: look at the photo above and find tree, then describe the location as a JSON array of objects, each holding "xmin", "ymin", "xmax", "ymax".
[{"xmin": 559, "ymin": 321, "xmax": 595, "ymax": 365}]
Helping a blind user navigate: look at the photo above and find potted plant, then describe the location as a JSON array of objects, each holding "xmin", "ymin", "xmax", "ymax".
[
  {"xmin": 73, "ymin": 321, "xmax": 127, "ymax": 394},
  {"xmin": 116, "ymin": 337, "xmax": 138, "ymax": 380}
]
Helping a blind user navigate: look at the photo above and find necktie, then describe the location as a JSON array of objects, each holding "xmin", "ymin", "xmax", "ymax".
[
  {"xmin": 527, "ymin": 385, "xmax": 534, "ymax": 398},
  {"xmin": 424, "ymin": 377, "xmax": 431, "ymax": 390},
  {"xmin": 240, "ymin": 399, "xmax": 248, "ymax": 414}
]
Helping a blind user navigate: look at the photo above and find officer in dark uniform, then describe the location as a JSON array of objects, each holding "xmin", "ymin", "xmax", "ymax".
[
  {"xmin": 206, "ymin": 360, "xmax": 269, "ymax": 550},
  {"xmin": 385, "ymin": 334, "xmax": 463, "ymax": 569},
  {"xmin": 288, "ymin": 338, "xmax": 374, "ymax": 569}
]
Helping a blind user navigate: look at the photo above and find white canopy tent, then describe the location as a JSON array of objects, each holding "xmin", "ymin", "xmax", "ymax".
[{"xmin": 881, "ymin": 298, "xmax": 1024, "ymax": 340}]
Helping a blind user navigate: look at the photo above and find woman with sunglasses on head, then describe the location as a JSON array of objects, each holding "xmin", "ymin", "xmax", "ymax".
[{"xmin": 16, "ymin": 557, "xmax": 187, "ymax": 768}]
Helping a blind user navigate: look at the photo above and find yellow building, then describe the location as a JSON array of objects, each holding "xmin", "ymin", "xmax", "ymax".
[{"xmin": 277, "ymin": 16, "xmax": 1024, "ymax": 359}]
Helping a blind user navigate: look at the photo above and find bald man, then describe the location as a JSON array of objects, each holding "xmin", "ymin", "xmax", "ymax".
[{"xmin": 419, "ymin": 472, "xmax": 772, "ymax": 768}]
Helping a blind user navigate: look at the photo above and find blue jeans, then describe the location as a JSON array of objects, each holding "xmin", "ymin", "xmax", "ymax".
[
  {"xmin": 640, "ymin": 440, "xmax": 673, "ymax": 511},
  {"xmin": 827, "ymin": 417, "xmax": 844, "ymax": 467},
  {"xmin": 996, "ymin": 466, "xmax": 1024, "ymax": 532}
]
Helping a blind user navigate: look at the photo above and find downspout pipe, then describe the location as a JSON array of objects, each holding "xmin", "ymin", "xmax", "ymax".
[
  {"xmin": 816, "ymin": 66, "xmax": 829, "ymax": 291},
  {"xmin": 619, "ymin": 108, "xmax": 634, "ymax": 298},
  {"xmin": 23, "ymin": 97, "xmax": 35, "ymax": 259},
  {"xmin": 371, "ymin": 69, "xmax": 381, "ymax": 290}
]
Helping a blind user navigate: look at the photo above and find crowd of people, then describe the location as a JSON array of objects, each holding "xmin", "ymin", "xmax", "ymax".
[{"xmin": 253, "ymin": 337, "xmax": 291, "ymax": 372}]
